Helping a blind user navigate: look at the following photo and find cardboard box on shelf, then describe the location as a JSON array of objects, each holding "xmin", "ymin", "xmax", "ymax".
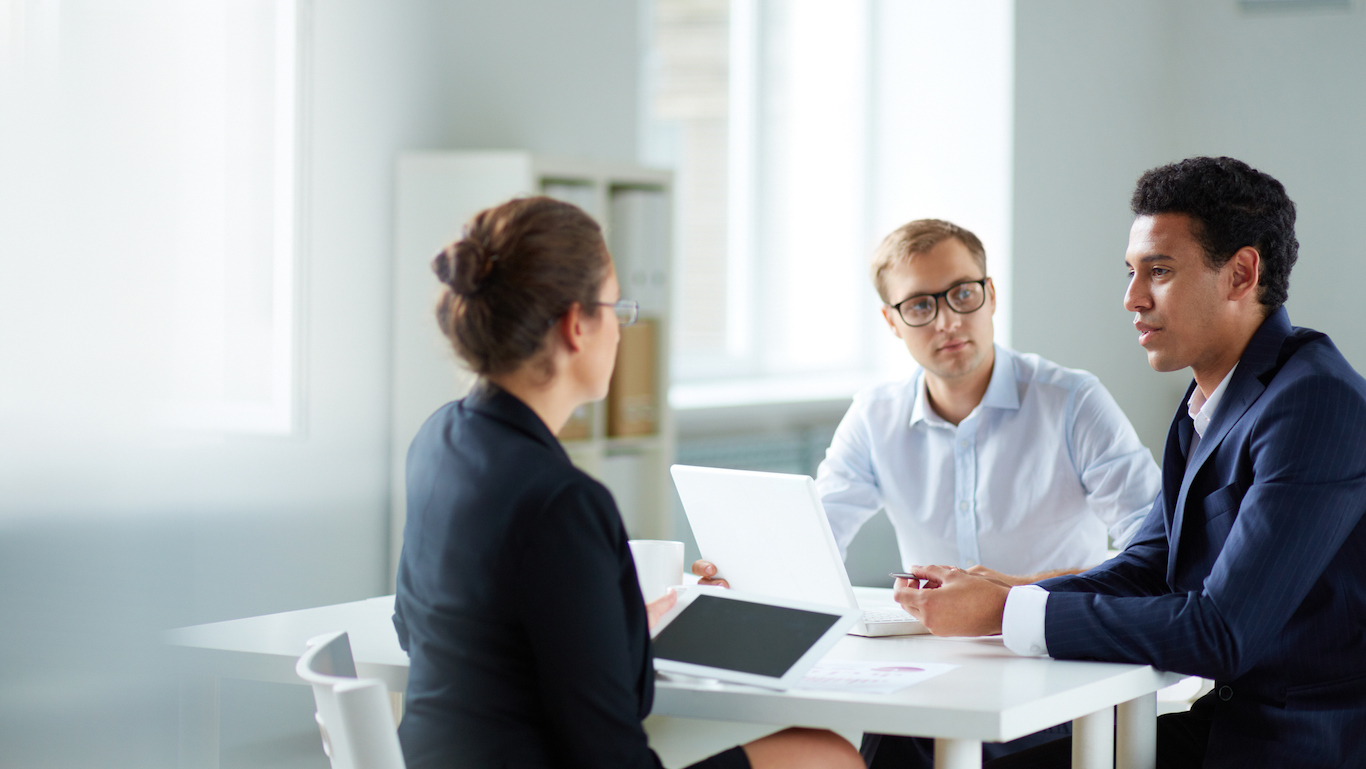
[{"xmin": 608, "ymin": 320, "xmax": 658, "ymax": 437}]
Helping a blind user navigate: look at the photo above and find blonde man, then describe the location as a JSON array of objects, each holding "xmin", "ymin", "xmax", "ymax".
[{"xmin": 696, "ymin": 219, "xmax": 1161, "ymax": 767}]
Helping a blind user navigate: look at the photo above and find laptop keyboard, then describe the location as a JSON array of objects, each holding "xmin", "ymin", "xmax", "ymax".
[{"xmin": 863, "ymin": 608, "xmax": 917, "ymax": 624}]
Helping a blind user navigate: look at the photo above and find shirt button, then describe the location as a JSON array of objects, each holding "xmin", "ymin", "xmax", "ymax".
[
  {"xmin": 1218, "ymin": 686, "xmax": 1233, "ymax": 701},
  {"xmin": 959, "ymin": 502, "xmax": 969, "ymax": 511},
  {"xmin": 960, "ymin": 440, "xmax": 970, "ymax": 448}
]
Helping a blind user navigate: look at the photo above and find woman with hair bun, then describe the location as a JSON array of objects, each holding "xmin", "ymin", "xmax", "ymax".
[{"xmin": 392, "ymin": 197, "xmax": 861, "ymax": 769}]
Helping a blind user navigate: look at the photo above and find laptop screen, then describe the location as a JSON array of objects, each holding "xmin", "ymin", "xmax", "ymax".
[
  {"xmin": 651, "ymin": 594, "xmax": 842, "ymax": 678},
  {"xmin": 671, "ymin": 465, "xmax": 856, "ymax": 610}
]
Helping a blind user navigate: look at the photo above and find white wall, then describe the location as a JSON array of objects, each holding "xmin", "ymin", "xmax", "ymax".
[
  {"xmin": 0, "ymin": 0, "xmax": 645, "ymax": 616},
  {"xmin": 1167, "ymin": 1, "xmax": 1366, "ymax": 370},
  {"xmin": 0, "ymin": 1, "xmax": 643, "ymax": 765},
  {"xmin": 1012, "ymin": 0, "xmax": 1366, "ymax": 457},
  {"xmin": 0, "ymin": 0, "xmax": 453, "ymax": 618},
  {"xmin": 0, "ymin": 2, "xmax": 455, "ymax": 764},
  {"xmin": 431, "ymin": 0, "xmax": 642, "ymax": 161}
]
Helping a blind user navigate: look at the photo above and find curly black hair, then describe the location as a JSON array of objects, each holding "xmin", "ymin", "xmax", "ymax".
[{"xmin": 1131, "ymin": 156, "xmax": 1298, "ymax": 312}]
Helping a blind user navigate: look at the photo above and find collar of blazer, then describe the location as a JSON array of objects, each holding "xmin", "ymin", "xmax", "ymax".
[
  {"xmin": 463, "ymin": 380, "xmax": 570, "ymax": 461},
  {"xmin": 1164, "ymin": 306, "xmax": 1306, "ymax": 580}
]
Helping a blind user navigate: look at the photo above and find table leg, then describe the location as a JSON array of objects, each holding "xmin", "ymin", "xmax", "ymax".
[
  {"xmin": 934, "ymin": 738, "xmax": 982, "ymax": 769},
  {"xmin": 1115, "ymin": 692, "xmax": 1156, "ymax": 769},
  {"xmin": 178, "ymin": 675, "xmax": 220, "ymax": 769},
  {"xmin": 1072, "ymin": 707, "xmax": 1115, "ymax": 769}
]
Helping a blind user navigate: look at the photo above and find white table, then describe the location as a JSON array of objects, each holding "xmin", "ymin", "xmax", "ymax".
[{"xmin": 166, "ymin": 591, "xmax": 1179, "ymax": 769}]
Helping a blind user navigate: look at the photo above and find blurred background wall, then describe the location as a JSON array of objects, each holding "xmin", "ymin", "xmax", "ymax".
[
  {"xmin": 1013, "ymin": 0, "xmax": 1366, "ymax": 453},
  {"xmin": 0, "ymin": 1, "xmax": 1362, "ymax": 767},
  {"xmin": 0, "ymin": 1, "xmax": 643, "ymax": 766}
]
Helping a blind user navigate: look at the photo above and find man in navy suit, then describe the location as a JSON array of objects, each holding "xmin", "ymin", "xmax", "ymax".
[{"xmin": 894, "ymin": 156, "xmax": 1366, "ymax": 768}]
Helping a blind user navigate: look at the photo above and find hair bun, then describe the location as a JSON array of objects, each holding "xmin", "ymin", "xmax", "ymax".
[
  {"xmin": 432, "ymin": 196, "xmax": 609, "ymax": 377},
  {"xmin": 433, "ymin": 235, "xmax": 498, "ymax": 296},
  {"xmin": 431, "ymin": 246, "xmax": 458, "ymax": 286}
]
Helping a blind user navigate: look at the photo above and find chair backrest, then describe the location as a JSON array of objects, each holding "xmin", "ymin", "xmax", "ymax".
[{"xmin": 296, "ymin": 631, "xmax": 406, "ymax": 769}]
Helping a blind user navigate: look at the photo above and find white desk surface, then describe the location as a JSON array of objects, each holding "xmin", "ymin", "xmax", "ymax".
[
  {"xmin": 166, "ymin": 589, "xmax": 1179, "ymax": 744},
  {"xmin": 167, "ymin": 595, "xmax": 408, "ymax": 688}
]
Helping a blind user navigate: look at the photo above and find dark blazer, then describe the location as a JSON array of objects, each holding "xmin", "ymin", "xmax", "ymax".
[
  {"xmin": 1037, "ymin": 308, "xmax": 1366, "ymax": 767},
  {"xmin": 392, "ymin": 384, "xmax": 663, "ymax": 769}
]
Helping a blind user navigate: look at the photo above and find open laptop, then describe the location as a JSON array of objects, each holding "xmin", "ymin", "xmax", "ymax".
[{"xmin": 671, "ymin": 464, "xmax": 926, "ymax": 637}]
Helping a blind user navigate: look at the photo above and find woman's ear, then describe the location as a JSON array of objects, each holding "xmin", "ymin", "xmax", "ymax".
[{"xmin": 556, "ymin": 303, "xmax": 586, "ymax": 354}]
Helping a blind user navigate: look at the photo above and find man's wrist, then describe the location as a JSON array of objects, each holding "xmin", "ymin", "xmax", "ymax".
[
  {"xmin": 1002, "ymin": 585, "xmax": 1050, "ymax": 656},
  {"xmin": 991, "ymin": 583, "xmax": 1009, "ymax": 635}
]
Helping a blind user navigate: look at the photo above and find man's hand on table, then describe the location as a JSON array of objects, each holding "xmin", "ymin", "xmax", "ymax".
[
  {"xmin": 690, "ymin": 559, "xmax": 729, "ymax": 588},
  {"xmin": 894, "ymin": 564, "xmax": 1009, "ymax": 637}
]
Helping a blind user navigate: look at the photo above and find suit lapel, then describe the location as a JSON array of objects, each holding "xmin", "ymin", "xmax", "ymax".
[
  {"xmin": 1182, "ymin": 373, "xmax": 1264, "ymax": 483},
  {"xmin": 1165, "ymin": 308, "xmax": 1293, "ymax": 583}
]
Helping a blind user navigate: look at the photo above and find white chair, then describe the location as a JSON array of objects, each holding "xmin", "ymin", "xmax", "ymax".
[{"xmin": 296, "ymin": 631, "xmax": 406, "ymax": 769}]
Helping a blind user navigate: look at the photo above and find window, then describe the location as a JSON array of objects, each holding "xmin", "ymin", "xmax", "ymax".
[
  {"xmin": 0, "ymin": 0, "xmax": 303, "ymax": 434},
  {"xmin": 645, "ymin": 0, "xmax": 1014, "ymax": 405},
  {"xmin": 164, "ymin": 0, "xmax": 302, "ymax": 434}
]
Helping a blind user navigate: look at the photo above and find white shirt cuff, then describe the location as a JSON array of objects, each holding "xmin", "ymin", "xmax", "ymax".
[{"xmin": 1002, "ymin": 584, "xmax": 1050, "ymax": 657}]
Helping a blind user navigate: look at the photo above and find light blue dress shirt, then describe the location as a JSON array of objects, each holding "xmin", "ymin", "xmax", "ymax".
[
  {"xmin": 816, "ymin": 345, "xmax": 1161, "ymax": 576},
  {"xmin": 1003, "ymin": 363, "xmax": 1238, "ymax": 657}
]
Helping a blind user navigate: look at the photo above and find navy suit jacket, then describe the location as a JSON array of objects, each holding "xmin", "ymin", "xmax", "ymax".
[
  {"xmin": 392, "ymin": 384, "xmax": 663, "ymax": 769},
  {"xmin": 1038, "ymin": 309, "xmax": 1366, "ymax": 768}
]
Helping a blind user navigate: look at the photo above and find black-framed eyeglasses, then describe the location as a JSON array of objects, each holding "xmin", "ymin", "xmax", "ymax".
[
  {"xmin": 592, "ymin": 299, "xmax": 639, "ymax": 326},
  {"xmin": 887, "ymin": 279, "xmax": 989, "ymax": 327}
]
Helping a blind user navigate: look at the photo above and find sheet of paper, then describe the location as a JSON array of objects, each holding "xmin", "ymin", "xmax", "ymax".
[{"xmin": 796, "ymin": 660, "xmax": 957, "ymax": 694}]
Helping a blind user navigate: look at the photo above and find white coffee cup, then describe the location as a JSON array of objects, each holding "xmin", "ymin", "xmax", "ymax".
[{"xmin": 628, "ymin": 539, "xmax": 685, "ymax": 603}]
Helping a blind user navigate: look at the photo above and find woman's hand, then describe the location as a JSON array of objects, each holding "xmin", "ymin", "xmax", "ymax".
[
  {"xmin": 646, "ymin": 589, "xmax": 679, "ymax": 631},
  {"xmin": 691, "ymin": 559, "xmax": 729, "ymax": 588}
]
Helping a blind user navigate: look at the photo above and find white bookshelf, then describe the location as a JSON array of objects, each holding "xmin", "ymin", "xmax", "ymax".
[{"xmin": 389, "ymin": 151, "xmax": 676, "ymax": 582}]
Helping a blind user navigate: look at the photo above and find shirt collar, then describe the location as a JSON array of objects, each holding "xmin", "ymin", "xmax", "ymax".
[
  {"xmin": 979, "ymin": 345, "xmax": 1020, "ymax": 411},
  {"xmin": 908, "ymin": 371, "xmax": 941, "ymax": 427},
  {"xmin": 1188, "ymin": 363, "xmax": 1238, "ymax": 439},
  {"xmin": 909, "ymin": 344, "xmax": 1018, "ymax": 428}
]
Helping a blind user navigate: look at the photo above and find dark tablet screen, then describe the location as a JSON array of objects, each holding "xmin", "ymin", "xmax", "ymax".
[{"xmin": 651, "ymin": 594, "xmax": 842, "ymax": 678}]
